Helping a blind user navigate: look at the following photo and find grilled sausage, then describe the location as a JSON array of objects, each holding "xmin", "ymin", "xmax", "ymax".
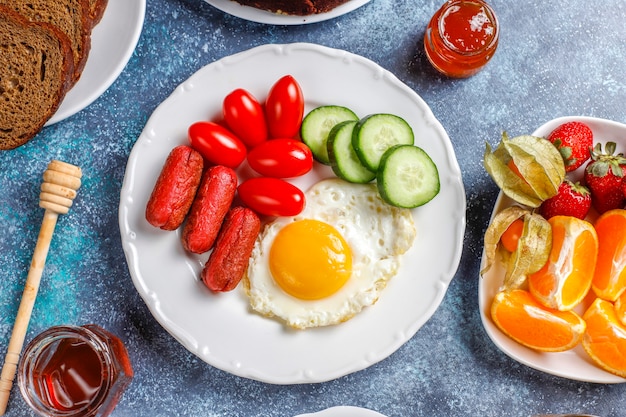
[
  {"xmin": 202, "ymin": 206, "xmax": 260, "ymax": 292},
  {"xmin": 182, "ymin": 165, "xmax": 237, "ymax": 254},
  {"xmin": 145, "ymin": 145, "xmax": 203, "ymax": 230}
]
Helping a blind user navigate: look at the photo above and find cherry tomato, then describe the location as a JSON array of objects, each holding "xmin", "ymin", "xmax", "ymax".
[
  {"xmin": 188, "ymin": 121, "xmax": 246, "ymax": 168},
  {"xmin": 247, "ymin": 138, "xmax": 313, "ymax": 178},
  {"xmin": 238, "ymin": 177, "xmax": 305, "ymax": 217},
  {"xmin": 265, "ymin": 75, "xmax": 304, "ymax": 138},
  {"xmin": 223, "ymin": 89, "xmax": 268, "ymax": 147}
]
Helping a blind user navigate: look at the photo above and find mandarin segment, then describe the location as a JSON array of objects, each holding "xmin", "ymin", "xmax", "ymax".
[
  {"xmin": 615, "ymin": 290, "xmax": 626, "ymax": 327},
  {"xmin": 591, "ymin": 209, "xmax": 626, "ymax": 302},
  {"xmin": 490, "ymin": 289, "xmax": 586, "ymax": 352},
  {"xmin": 582, "ymin": 298, "xmax": 626, "ymax": 378},
  {"xmin": 528, "ymin": 216, "xmax": 598, "ymax": 311}
]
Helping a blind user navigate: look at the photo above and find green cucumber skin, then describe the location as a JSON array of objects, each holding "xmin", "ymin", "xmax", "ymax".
[
  {"xmin": 300, "ymin": 105, "xmax": 359, "ymax": 165},
  {"xmin": 352, "ymin": 113, "xmax": 415, "ymax": 172},
  {"xmin": 327, "ymin": 120, "xmax": 376, "ymax": 184},
  {"xmin": 377, "ymin": 144, "xmax": 440, "ymax": 208}
]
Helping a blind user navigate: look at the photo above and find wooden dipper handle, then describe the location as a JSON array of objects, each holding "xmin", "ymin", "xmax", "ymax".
[{"xmin": 0, "ymin": 161, "xmax": 82, "ymax": 415}]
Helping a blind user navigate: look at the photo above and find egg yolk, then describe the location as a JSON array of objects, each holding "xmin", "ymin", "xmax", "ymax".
[{"xmin": 269, "ymin": 219, "xmax": 353, "ymax": 300}]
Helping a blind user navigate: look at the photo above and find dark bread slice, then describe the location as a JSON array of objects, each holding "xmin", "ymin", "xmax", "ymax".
[
  {"xmin": 0, "ymin": 0, "xmax": 92, "ymax": 83},
  {"xmin": 88, "ymin": 0, "xmax": 109, "ymax": 28},
  {"xmin": 0, "ymin": 6, "xmax": 75, "ymax": 150}
]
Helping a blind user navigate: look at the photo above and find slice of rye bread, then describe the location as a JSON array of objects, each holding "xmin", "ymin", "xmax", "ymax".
[
  {"xmin": 88, "ymin": 0, "xmax": 109, "ymax": 28},
  {"xmin": 0, "ymin": 6, "xmax": 75, "ymax": 150},
  {"xmin": 0, "ymin": 0, "xmax": 92, "ymax": 83}
]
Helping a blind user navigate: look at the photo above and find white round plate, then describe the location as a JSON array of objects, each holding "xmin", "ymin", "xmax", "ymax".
[
  {"xmin": 478, "ymin": 115, "xmax": 626, "ymax": 384},
  {"xmin": 119, "ymin": 43, "xmax": 466, "ymax": 384},
  {"xmin": 204, "ymin": 0, "xmax": 370, "ymax": 25},
  {"xmin": 295, "ymin": 406, "xmax": 388, "ymax": 417},
  {"xmin": 46, "ymin": 0, "xmax": 145, "ymax": 125}
]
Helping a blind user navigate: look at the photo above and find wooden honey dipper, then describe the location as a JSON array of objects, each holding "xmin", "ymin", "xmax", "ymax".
[{"xmin": 0, "ymin": 160, "xmax": 82, "ymax": 415}]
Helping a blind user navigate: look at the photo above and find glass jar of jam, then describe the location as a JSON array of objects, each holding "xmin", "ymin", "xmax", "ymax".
[
  {"xmin": 424, "ymin": 0, "xmax": 499, "ymax": 78},
  {"xmin": 17, "ymin": 325, "xmax": 133, "ymax": 417}
]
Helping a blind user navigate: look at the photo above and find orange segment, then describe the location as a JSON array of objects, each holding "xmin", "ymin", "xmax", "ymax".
[
  {"xmin": 528, "ymin": 215, "xmax": 598, "ymax": 311},
  {"xmin": 491, "ymin": 289, "xmax": 586, "ymax": 352},
  {"xmin": 615, "ymin": 290, "xmax": 626, "ymax": 327},
  {"xmin": 592, "ymin": 209, "xmax": 626, "ymax": 302},
  {"xmin": 582, "ymin": 298, "xmax": 626, "ymax": 378}
]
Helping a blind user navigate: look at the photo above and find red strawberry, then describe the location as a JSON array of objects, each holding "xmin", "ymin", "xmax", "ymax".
[
  {"xmin": 622, "ymin": 176, "xmax": 626, "ymax": 201},
  {"xmin": 546, "ymin": 121, "xmax": 594, "ymax": 172},
  {"xmin": 538, "ymin": 179, "xmax": 591, "ymax": 220},
  {"xmin": 584, "ymin": 142, "xmax": 626, "ymax": 214}
]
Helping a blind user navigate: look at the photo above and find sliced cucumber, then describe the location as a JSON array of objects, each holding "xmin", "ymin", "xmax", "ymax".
[
  {"xmin": 377, "ymin": 144, "xmax": 440, "ymax": 208},
  {"xmin": 327, "ymin": 120, "xmax": 376, "ymax": 184},
  {"xmin": 352, "ymin": 114, "xmax": 414, "ymax": 172},
  {"xmin": 300, "ymin": 105, "xmax": 359, "ymax": 165}
]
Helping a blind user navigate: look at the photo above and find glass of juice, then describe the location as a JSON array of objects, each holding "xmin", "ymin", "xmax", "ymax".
[
  {"xmin": 424, "ymin": 0, "xmax": 499, "ymax": 78},
  {"xmin": 18, "ymin": 325, "xmax": 133, "ymax": 417}
]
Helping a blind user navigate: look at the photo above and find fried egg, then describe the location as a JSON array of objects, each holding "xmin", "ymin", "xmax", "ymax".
[{"xmin": 244, "ymin": 178, "xmax": 416, "ymax": 329}]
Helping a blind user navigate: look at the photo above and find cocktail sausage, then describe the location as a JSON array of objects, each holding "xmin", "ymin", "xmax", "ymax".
[
  {"xmin": 145, "ymin": 145, "xmax": 203, "ymax": 230},
  {"xmin": 182, "ymin": 165, "xmax": 237, "ymax": 254}
]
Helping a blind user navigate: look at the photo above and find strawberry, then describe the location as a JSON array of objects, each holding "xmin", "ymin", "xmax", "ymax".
[
  {"xmin": 622, "ymin": 176, "xmax": 626, "ymax": 201},
  {"xmin": 583, "ymin": 142, "xmax": 626, "ymax": 214},
  {"xmin": 546, "ymin": 121, "xmax": 593, "ymax": 172},
  {"xmin": 538, "ymin": 179, "xmax": 591, "ymax": 220}
]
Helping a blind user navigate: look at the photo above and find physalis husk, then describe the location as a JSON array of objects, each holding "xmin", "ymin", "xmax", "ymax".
[
  {"xmin": 483, "ymin": 133, "xmax": 566, "ymax": 208},
  {"xmin": 482, "ymin": 206, "xmax": 552, "ymax": 290}
]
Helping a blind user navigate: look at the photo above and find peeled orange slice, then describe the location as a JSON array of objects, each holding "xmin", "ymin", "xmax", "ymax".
[
  {"xmin": 528, "ymin": 215, "xmax": 598, "ymax": 311},
  {"xmin": 591, "ymin": 209, "xmax": 626, "ymax": 302},
  {"xmin": 615, "ymin": 290, "xmax": 626, "ymax": 327},
  {"xmin": 582, "ymin": 298, "xmax": 626, "ymax": 378},
  {"xmin": 491, "ymin": 289, "xmax": 586, "ymax": 352}
]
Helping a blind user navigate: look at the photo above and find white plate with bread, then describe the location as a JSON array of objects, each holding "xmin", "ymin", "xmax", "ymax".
[
  {"xmin": 0, "ymin": 0, "xmax": 144, "ymax": 151},
  {"xmin": 48, "ymin": 0, "xmax": 145, "ymax": 125}
]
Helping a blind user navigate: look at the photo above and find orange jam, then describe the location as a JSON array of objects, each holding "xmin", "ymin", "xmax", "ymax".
[{"xmin": 424, "ymin": 0, "xmax": 499, "ymax": 78}]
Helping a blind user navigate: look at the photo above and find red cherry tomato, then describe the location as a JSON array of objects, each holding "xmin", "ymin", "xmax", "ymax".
[
  {"xmin": 265, "ymin": 75, "xmax": 304, "ymax": 138},
  {"xmin": 238, "ymin": 177, "xmax": 305, "ymax": 217},
  {"xmin": 223, "ymin": 89, "xmax": 268, "ymax": 147},
  {"xmin": 188, "ymin": 121, "xmax": 246, "ymax": 168},
  {"xmin": 247, "ymin": 138, "xmax": 313, "ymax": 178}
]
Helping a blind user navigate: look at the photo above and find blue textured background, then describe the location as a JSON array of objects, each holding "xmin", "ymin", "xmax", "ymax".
[{"xmin": 1, "ymin": 0, "xmax": 626, "ymax": 416}]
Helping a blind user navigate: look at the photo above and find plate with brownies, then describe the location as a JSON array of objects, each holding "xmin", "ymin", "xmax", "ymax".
[{"xmin": 205, "ymin": 0, "xmax": 371, "ymax": 25}]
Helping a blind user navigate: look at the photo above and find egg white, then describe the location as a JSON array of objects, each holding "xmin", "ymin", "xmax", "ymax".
[{"xmin": 243, "ymin": 178, "xmax": 416, "ymax": 329}]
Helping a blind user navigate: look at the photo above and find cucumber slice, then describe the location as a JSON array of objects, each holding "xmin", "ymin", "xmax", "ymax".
[
  {"xmin": 327, "ymin": 120, "xmax": 376, "ymax": 183},
  {"xmin": 300, "ymin": 105, "xmax": 359, "ymax": 165},
  {"xmin": 352, "ymin": 114, "xmax": 414, "ymax": 172},
  {"xmin": 377, "ymin": 144, "xmax": 440, "ymax": 208}
]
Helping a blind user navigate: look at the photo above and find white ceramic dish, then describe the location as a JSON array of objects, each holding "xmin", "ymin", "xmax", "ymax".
[
  {"xmin": 204, "ymin": 0, "xmax": 370, "ymax": 25},
  {"xmin": 295, "ymin": 406, "xmax": 387, "ymax": 417},
  {"xmin": 46, "ymin": 0, "xmax": 145, "ymax": 125},
  {"xmin": 478, "ymin": 115, "xmax": 626, "ymax": 384},
  {"xmin": 119, "ymin": 43, "xmax": 466, "ymax": 384}
]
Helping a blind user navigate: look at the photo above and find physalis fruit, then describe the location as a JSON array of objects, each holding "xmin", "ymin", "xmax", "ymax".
[{"xmin": 484, "ymin": 133, "xmax": 566, "ymax": 207}]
